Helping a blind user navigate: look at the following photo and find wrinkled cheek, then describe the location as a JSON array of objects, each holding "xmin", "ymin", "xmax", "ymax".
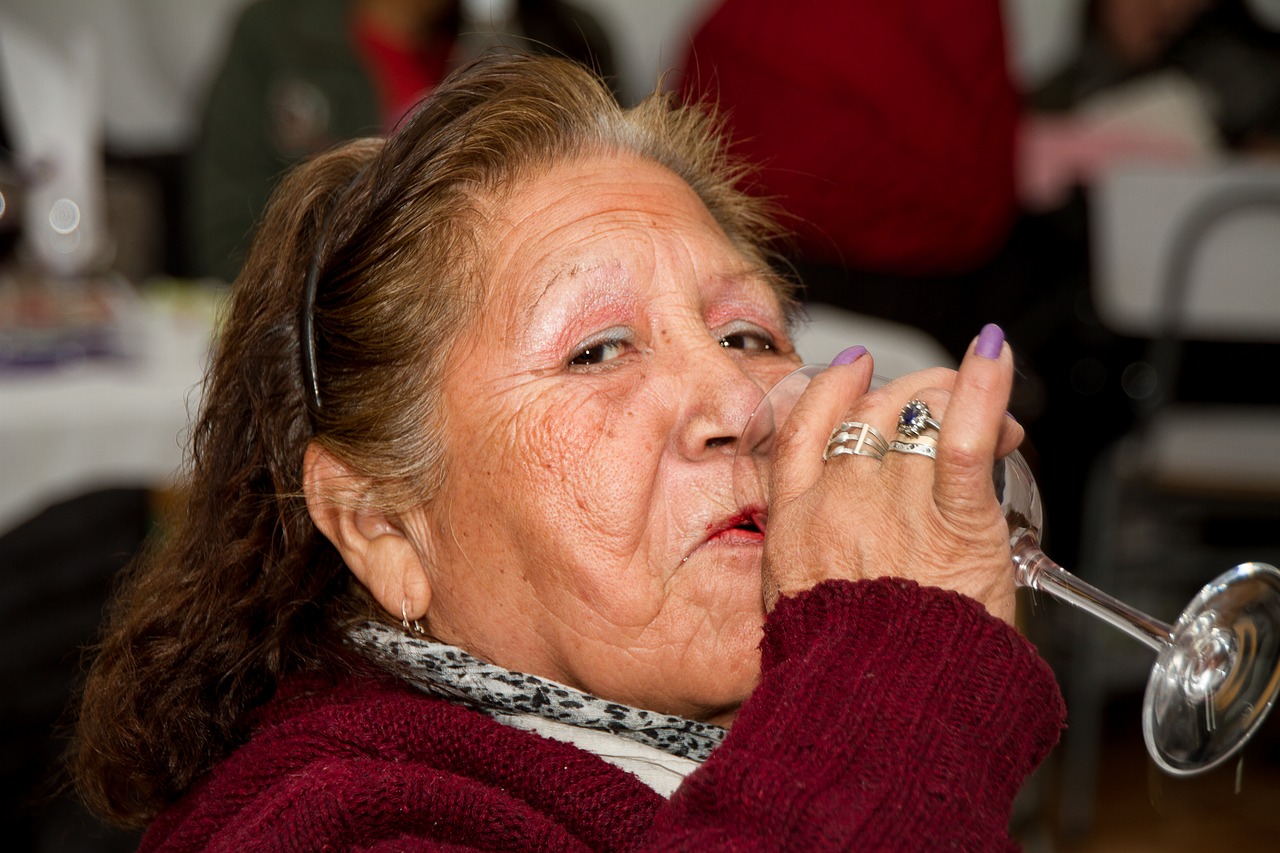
[
  {"xmin": 512, "ymin": 400, "xmax": 661, "ymax": 572},
  {"xmin": 512, "ymin": 394, "xmax": 675, "ymax": 607}
]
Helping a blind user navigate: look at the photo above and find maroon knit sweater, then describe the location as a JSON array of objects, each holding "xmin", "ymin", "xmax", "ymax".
[{"xmin": 142, "ymin": 579, "xmax": 1064, "ymax": 851}]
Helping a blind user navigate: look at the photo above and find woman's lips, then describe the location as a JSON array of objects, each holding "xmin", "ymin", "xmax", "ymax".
[{"xmin": 704, "ymin": 507, "xmax": 767, "ymax": 544}]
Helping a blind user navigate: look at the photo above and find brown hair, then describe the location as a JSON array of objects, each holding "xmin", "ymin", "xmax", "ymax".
[{"xmin": 70, "ymin": 53, "xmax": 791, "ymax": 828}]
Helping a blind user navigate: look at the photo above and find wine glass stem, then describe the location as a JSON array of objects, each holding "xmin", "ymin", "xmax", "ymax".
[{"xmin": 1014, "ymin": 536, "xmax": 1172, "ymax": 652}]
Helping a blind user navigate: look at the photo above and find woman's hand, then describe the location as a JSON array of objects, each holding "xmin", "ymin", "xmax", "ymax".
[{"xmin": 761, "ymin": 325, "xmax": 1023, "ymax": 623}]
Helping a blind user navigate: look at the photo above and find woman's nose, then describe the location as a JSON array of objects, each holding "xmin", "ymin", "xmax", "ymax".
[{"xmin": 673, "ymin": 345, "xmax": 772, "ymax": 460}]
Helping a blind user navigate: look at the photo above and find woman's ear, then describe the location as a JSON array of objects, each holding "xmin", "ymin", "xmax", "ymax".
[{"xmin": 303, "ymin": 442, "xmax": 432, "ymax": 622}]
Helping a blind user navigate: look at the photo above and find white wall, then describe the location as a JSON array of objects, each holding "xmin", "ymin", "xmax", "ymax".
[
  {"xmin": 2, "ymin": 0, "xmax": 252, "ymax": 153},
  {"xmin": 1003, "ymin": 0, "xmax": 1085, "ymax": 88},
  {"xmin": 572, "ymin": 0, "xmax": 718, "ymax": 102}
]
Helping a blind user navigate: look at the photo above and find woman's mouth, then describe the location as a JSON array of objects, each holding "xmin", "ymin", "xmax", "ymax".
[{"xmin": 704, "ymin": 507, "xmax": 767, "ymax": 544}]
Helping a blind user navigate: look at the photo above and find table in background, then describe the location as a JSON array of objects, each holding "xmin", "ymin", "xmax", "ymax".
[
  {"xmin": 0, "ymin": 284, "xmax": 220, "ymax": 533},
  {"xmin": 0, "ymin": 283, "xmax": 219, "ymax": 850}
]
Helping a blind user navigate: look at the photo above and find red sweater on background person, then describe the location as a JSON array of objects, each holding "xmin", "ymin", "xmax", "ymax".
[
  {"xmin": 140, "ymin": 579, "xmax": 1063, "ymax": 851},
  {"xmin": 681, "ymin": 0, "xmax": 1020, "ymax": 274}
]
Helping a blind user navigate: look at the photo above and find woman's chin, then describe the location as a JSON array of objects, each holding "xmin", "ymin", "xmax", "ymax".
[{"xmin": 685, "ymin": 532, "xmax": 765, "ymax": 576}]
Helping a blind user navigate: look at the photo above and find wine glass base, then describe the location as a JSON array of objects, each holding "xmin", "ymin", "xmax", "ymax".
[{"xmin": 1144, "ymin": 562, "xmax": 1280, "ymax": 776}]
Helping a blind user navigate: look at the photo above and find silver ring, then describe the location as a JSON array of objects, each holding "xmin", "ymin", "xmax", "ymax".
[
  {"xmin": 897, "ymin": 400, "xmax": 941, "ymax": 438},
  {"xmin": 833, "ymin": 421, "xmax": 889, "ymax": 453},
  {"xmin": 825, "ymin": 421, "xmax": 888, "ymax": 461},
  {"xmin": 887, "ymin": 439, "xmax": 938, "ymax": 460}
]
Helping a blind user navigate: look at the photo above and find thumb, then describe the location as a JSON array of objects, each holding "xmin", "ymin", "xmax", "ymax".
[{"xmin": 932, "ymin": 325, "xmax": 1014, "ymax": 519}]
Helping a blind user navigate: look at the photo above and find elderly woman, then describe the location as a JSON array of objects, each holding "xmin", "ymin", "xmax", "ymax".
[{"xmin": 72, "ymin": 55, "xmax": 1063, "ymax": 849}]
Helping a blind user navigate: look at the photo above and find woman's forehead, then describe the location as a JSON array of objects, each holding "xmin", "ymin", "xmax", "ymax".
[
  {"xmin": 479, "ymin": 154, "xmax": 760, "ymax": 309},
  {"xmin": 495, "ymin": 153, "xmax": 722, "ymax": 241}
]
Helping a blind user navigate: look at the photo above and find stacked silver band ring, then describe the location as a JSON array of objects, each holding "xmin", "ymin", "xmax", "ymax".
[
  {"xmin": 887, "ymin": 439, "xmax": 938, "ymax": 460},
  {"xmin": 824, "ymin": 421, "xmax": 889, "ymax": 461}
]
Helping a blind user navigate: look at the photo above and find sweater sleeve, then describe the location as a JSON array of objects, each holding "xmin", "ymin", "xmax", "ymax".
[{"xmin": 645, "ymin": 577, "xmax": 1065, "ymax": 851}]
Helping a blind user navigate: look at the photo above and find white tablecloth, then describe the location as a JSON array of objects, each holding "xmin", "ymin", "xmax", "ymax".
[{"xmin": 0, "ymin": 292, "xmax": 216, "ymax": 532}]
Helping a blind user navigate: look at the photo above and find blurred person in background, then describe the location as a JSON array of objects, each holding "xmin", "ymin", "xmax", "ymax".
[
  {"xmin": 188, "ymin": 0, "xmax": 615, "ymax": 283},
  {"xmin": 1032, "ymin": 0, "xmax": 1280, "ymax": 161},
  {"xmin": 1019, "ymin": 0, "xmax": 1280, "ymax": 215}
]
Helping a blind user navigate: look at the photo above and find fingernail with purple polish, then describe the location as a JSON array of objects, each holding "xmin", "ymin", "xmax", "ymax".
[
  {"xmin": 830, "ymin": 345, "xmax": 867, "ymax": 366},
  {"xmin": 975, "ymin": 324, "xmax": 1004, "ymax": 359}
]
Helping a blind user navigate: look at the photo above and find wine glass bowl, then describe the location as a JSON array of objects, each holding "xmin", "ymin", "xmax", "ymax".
[{"xmin": 740, "ymin": 364, "xmax": 1280, "ymax": 776}]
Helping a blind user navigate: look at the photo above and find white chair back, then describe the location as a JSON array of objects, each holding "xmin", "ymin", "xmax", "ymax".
[{"xmin": 1092, "ymin": 164, "xmax": 1280, "ymax": 342}]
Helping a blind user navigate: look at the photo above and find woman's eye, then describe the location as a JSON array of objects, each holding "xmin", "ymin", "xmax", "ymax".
[
  {"xmin": 569, "ymin": 336, "xmax": 630, "ymax": 368},
  {"xmin": 718, "ymin": 327, "xmax": 774, "ymax": 353}
]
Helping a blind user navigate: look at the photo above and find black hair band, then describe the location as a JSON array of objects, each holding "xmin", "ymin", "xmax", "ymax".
[
  {"xmin": 300, "ymin": 228, "xmax": 325, "ymax": 414},
  {"xmin": 300, "ymin": 174, "xmax": 366, "ymax": 415}
]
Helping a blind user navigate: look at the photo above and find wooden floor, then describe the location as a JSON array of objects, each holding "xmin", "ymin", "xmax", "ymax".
[{"xmin": 1020, "ymin": 694, "xmax": 1280, "ymax": 852}]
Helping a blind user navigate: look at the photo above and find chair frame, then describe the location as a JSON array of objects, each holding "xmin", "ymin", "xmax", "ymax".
[{"xmin": 1057, "ymin": 183, "xmax": 1280, "ymax": 837}]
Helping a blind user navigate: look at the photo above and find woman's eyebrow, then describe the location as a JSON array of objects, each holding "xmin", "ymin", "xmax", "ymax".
[
  {"xmin": 708, "ymin": 264, "xmax": 787, "ymax": 302},
  {"xmin": 522, "ymin": 260, "xmax": 627, "ymax": 322},
  {"xmin": 523, "ymin": 266, "xmax": 572, "ymax": 324}
]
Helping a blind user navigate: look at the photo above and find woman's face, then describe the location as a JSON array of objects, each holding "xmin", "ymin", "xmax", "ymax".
[{"xmin": 412, "ymin": 153, "xmax": 798, "ymax": 725}]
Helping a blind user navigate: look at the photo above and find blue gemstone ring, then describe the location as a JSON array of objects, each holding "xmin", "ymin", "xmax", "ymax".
[{"xmin": 896, "ymin": 399, "xmax": 942, "ymax": 438}]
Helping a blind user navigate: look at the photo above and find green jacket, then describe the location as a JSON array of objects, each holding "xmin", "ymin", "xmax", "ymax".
[
  {"xmin": 187, "ymin": 0, "xmax": 616, "ymax": 282},
  {"xmin": 187, "ymin": 0, "xmax": 378, "ymax": 282}
]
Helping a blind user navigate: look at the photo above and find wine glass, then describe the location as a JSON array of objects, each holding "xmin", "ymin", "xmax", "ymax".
[{"xmin": 735, "ymin": 364, "xmax": 1280, "ymax": 776}]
